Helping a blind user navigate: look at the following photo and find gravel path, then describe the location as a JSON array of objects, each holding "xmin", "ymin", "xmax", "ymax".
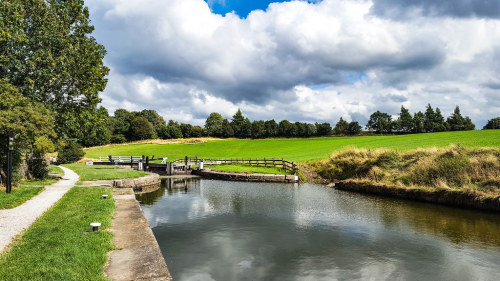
[{"xmin": 0, "ymin": 166, "xmax": 78, "ymax": 253}]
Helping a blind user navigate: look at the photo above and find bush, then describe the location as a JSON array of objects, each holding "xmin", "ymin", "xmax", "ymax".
[
  {"xmin": 110, "ymin": 134, "xmax": 127, "ymax": 144},
  {"xmin": 57, "ymin": 143, "xmax": 85, "ymax": 164},
  {"xmin": 28, "ymin": 156, "xmax": 49, "ymax": 179}
]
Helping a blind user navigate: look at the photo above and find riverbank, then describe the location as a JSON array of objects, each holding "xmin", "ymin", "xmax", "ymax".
[{"xmin": 310, "ymin": 145, "xmax": 500, "ymax": 212}]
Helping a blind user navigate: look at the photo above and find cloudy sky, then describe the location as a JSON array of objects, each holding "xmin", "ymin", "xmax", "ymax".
[{"xmin": 86, "ymin": 0, "xmax": 500, "ymax": 127}]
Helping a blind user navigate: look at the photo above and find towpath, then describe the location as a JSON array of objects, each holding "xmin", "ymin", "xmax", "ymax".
[{"xmin": 0, "ymin": 166, "xmax": 78, "ymax": 253}]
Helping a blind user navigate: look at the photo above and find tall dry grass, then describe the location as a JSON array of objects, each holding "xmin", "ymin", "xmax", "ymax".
[{"xmin": 311, "ymin": 145, "xmax": 500, "ymax": 195}]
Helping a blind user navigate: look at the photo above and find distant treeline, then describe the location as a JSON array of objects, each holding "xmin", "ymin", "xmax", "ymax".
[{"xmin": 96, "ymin": 105, "xmax": 498, "ymax": 145}]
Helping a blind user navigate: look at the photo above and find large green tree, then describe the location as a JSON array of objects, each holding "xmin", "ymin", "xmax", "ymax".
[
  {"xmin": 0, "ymin": 79, "xmax": 56, "ymax": 180},
  {"xmin": 205, "ymin": 112, "xmax": 224, "ymax": 137},
  {"xmin": 395, "ymin": 106, "xmax": 414, "ymax": 133},
  {"xmin": 0, "ymin": 0, "xmax": 109, "ymax": 144},
  {"xmin": 483, "ymin": 117, "xmax": 500, "ymax": 129},
  {"xmin": 367, "ymin": 111, "xmax": 392, "ymax": 134}
]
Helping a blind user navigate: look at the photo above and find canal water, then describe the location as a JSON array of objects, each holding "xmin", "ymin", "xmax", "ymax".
[{"xmin": 136, "ymin": 177, "xmax": 500, "ymax": 281}]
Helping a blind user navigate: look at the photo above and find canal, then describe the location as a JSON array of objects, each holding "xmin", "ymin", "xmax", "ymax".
[{"xmin": 136, "ymin": 177, "xmax": 500, "ymax": 280}]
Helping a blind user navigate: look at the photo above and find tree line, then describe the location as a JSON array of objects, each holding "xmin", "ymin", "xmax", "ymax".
[{"xmin": 100, "ymin": 105, "xmax": 492, "ymax": 144}]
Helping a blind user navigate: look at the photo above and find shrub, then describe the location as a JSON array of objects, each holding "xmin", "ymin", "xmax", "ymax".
[
  {"xmin": 27, "ymin": 156, "xmax": 49, "ymax": 179},
  {"xmin": 57, "ymin": 143, "xmax": 85, "ymax": 164},
  {"xmin": 110, "ymin": 134, "xmax": 127, "ymax": 144}
]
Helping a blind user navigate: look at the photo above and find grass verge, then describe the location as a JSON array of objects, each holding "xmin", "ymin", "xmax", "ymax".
[
  {"xmin": 63, "ymin": 163, "xmax": 149, "ymax": 182},
  {"xmin": 0, "ymin": 187, "xmax": 115, "ymax": 280},
  {"xmin": 0, "ymin": 178, "xmax": 59, "ymax": 209},
  {"xmin": 310, "ymin": 145, "xmax": 500, "ymax": 196},
  {"xmin": 49, "ymin": 165, "xmax": 64, "ymax": 176},
  {"xmin": 206, "ymin": 164, "xmax": 292, "ymax": 175}
]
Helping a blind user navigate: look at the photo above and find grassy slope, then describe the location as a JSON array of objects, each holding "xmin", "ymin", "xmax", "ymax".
[
  {"xmin": 84, "ymin": 130, "xmax": 500, "ymax": 162},
  {"xmin": 0, "ymin": 187, "xmax": 114, "ymax": 280},
  {"xmin": 63, "ymin": 163, "xmax": 149, "ymax": 182}
]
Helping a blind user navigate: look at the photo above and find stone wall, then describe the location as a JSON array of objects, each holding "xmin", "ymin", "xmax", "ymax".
[
  {"xmin": 192, "ymin": 169, "xmax": 299, "ymax": 183},
  {"xmin": 113, "ymin": 173, "xmax": 160, "ymax": 189}
]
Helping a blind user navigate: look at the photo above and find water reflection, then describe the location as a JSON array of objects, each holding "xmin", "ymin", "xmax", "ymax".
[{"xmin": 139, "ymin": 178, "xmax": 500, "ymax": 281}]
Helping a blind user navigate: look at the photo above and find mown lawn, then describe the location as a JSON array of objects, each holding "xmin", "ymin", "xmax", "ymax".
[
  {"xmin": 0, "ymin": 187, "xmax": 115, "ymax": 280},
  {"xmin": 84, "ymin": 130, "xmax": 500, "ymax": 162},
  {"xmin": 63, "ymin": 163, "xmax": 149, "ymax": 182}
]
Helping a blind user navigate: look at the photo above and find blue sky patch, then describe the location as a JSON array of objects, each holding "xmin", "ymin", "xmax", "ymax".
[{"xmin": 205, "ymin": 0, "xmax": 320, "ymax": 17}]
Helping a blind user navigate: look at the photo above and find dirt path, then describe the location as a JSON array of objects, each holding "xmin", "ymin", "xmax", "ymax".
[{"xmin": 0, "ymin": 166, "xmax": 78, "ymax": 253}]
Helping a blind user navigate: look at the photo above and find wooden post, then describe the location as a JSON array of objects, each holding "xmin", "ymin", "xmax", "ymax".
[
  {"xmin": 256, "ymin": 158, "xmax": 259, "ymax": 166},
  {"xmin": 108, "ymin": 155, "xmax": 113, "ymax": 163},
  {"xmin": 249, "ymin": 158, "xmax": 251, "ymax": 165},
  {"xmin": 264, "ymin": 158, "xmax": 267, "ymax": 167},
  {"xmin": 282, "ymin": 158, "xmax": 285, "ymax": 170},
  {"xmin": 145, "ymin": 156, "xmax": 149, "ymax": 171},
  {"xmin": 273, "ymin": 158, "xmax": 276, "ymax": 167},
  {"xmin": 185, "ymin": 156, "xmax": 188, "ymax": 167}
]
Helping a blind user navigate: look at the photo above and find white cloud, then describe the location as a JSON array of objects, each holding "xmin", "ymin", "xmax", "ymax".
[{"xmin": 88, "ymin": 0, "xmax": 500, "ymax": 127}]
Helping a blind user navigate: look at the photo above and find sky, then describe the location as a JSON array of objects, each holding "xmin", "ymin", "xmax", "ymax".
[{"xmin": 86, "ymin": 0, "xmax": 500, "ymax": 127}]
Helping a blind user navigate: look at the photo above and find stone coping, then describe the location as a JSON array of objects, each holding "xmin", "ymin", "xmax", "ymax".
[
  {"xmin": 105, "ymin": 188, "xmax": 172, "ymax": 281},
  {"xmin": 192, "ymin": 169, "xmax": 299, "ymax": 183}
]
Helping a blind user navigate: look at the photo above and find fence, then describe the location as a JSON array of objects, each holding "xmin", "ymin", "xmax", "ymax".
[
  {"xmin": 98, "ymin": 156, "xmax": 145, "ymax": 162},
  {"xmin": 172, "ymin": 157, "xmax": 298, "ymax": 175}
]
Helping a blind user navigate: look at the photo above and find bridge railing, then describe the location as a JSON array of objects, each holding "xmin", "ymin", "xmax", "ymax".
[
  {"xmin": 98, "ymin": 156, "xmax": 143, "ymax": 162},
  {"xmin": 172, "ymin": 157, "xmax": 298, "ymax": 175}
]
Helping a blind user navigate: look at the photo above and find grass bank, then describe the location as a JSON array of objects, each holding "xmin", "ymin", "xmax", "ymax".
[
  {"xmin": 63, "ymin": 163, "xmax": 149, "ymax": 183},
  {"xmin": 0, "ymin": 177, "xmax": 59, "ymax": 209},
  {"xmin": 0, "ymin": 187, "xmax": 115, "ymax": 280},
  {"xmin": 84, "ymin": 130, "xmax": 500, "ymax": 162},
  {"xmin": 206, "ymin": 164, "xmax": 292, "ymax": 175},
  {"xmin": 309, "ymin": 146, "xmax": 500, "ymax": 210}
]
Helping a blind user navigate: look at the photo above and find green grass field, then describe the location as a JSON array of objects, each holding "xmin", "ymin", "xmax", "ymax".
[
  {"xmin": 84, "ymin": 130, "xmax": 500, "ymax": 162},
  {"xmin": 63, "ymin": 163, "xmax": 149, "ymax": 182},
  {"xmin": 0, "ymin": 187, "xmax": 114, "ymax": 280}
]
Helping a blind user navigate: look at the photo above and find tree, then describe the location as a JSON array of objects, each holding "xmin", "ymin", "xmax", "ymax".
[
  {"xmin": 483, "ymin": 117, "xmax": 500, "ymax": 129},
  {"xmin": 278, "ymin": 120, "xmax": 296, "ymax": 137},
  {"xmin": 205, "ymin": 112, "xmax": 224, "ymax": 137},
  {"xmin": 0, "ymin": 79, "xmax": 56, "ymax": 180},
  {"xmin": 334, "ymin": 117, "xmax": 349, "ymax": 135},
  {"xmin": 251, "ymin": 121, "xmax": 266, "ymax": 139},
  {"xmin": 129, "ymin": 117, "xmax": 154, "ymax": 140},
  {"xmin": 367, "ymin": 111, "xmax": 392, "ymax": 134},
  {"xmin": 423, "ymin": 104, "xmax": 435, "ymax": 132},
  {"xmin": 264, "ymin": 120, "xmax": 278, "ymax": 137},
  {"xmin": 79, "ymin": 106, "xmax": 111, "ymax": 147},
  {"xmin": 138, "ymin": 109, "xmax": 166, "ymax": 138},
  {"xmin": 180, "ymin": 123, "xmax": 193, "ymax": 138},
  {"xmin": 346, "ymin": 122, "xmax": 362, "ymax": 135},
  {"xmin": 315, "ymin": 122, "xmax": 332, "ymax": 136},
  {"xmin": 191, "ymin": 126, "xmax": 205, "ymax": 137},
  {"xmin": 447, "ymin": 106, "xmax": 474, "ymax": 131},
  {"xmin": 231, "ymin": 109, "xmax": 245, "ymax": 137},
  {"xmin": 240, "ymin": 118, "xmax": 253, "ymax": 138},
  {"xmin": 221, "ymin": 119, "xmax": 234, "ymax": 138},
  {"xmin": 305, "ymin": 123, "xmax": 317, "ymax": 137},
  {"xmin": 395, "ymin": 106, "xmax": 414, "ymax": 133},
  {"xmin": 433, "ymin": 108, "xmax": 449, "ymax": 132},
  {"xmin": 0, "ymin": 0, "xmax": 109, "ymax": 144},
  {"xmin": 413, "ymin": 111, "xmax": 425, "ymax": 133}
]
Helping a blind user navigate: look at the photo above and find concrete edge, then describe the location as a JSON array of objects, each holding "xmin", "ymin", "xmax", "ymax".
[{"xmin": 105, "ymin": 188, "xmax": 172, "ymax": 281}]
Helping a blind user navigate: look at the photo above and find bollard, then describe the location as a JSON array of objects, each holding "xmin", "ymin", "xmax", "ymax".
[
  {"xmin": 102, "ymin": 194, "xmax": 108, "ymax": 199},
  {"xmin": 90, "ymin": 222, "xmax": 101, "ymax": 232}
]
